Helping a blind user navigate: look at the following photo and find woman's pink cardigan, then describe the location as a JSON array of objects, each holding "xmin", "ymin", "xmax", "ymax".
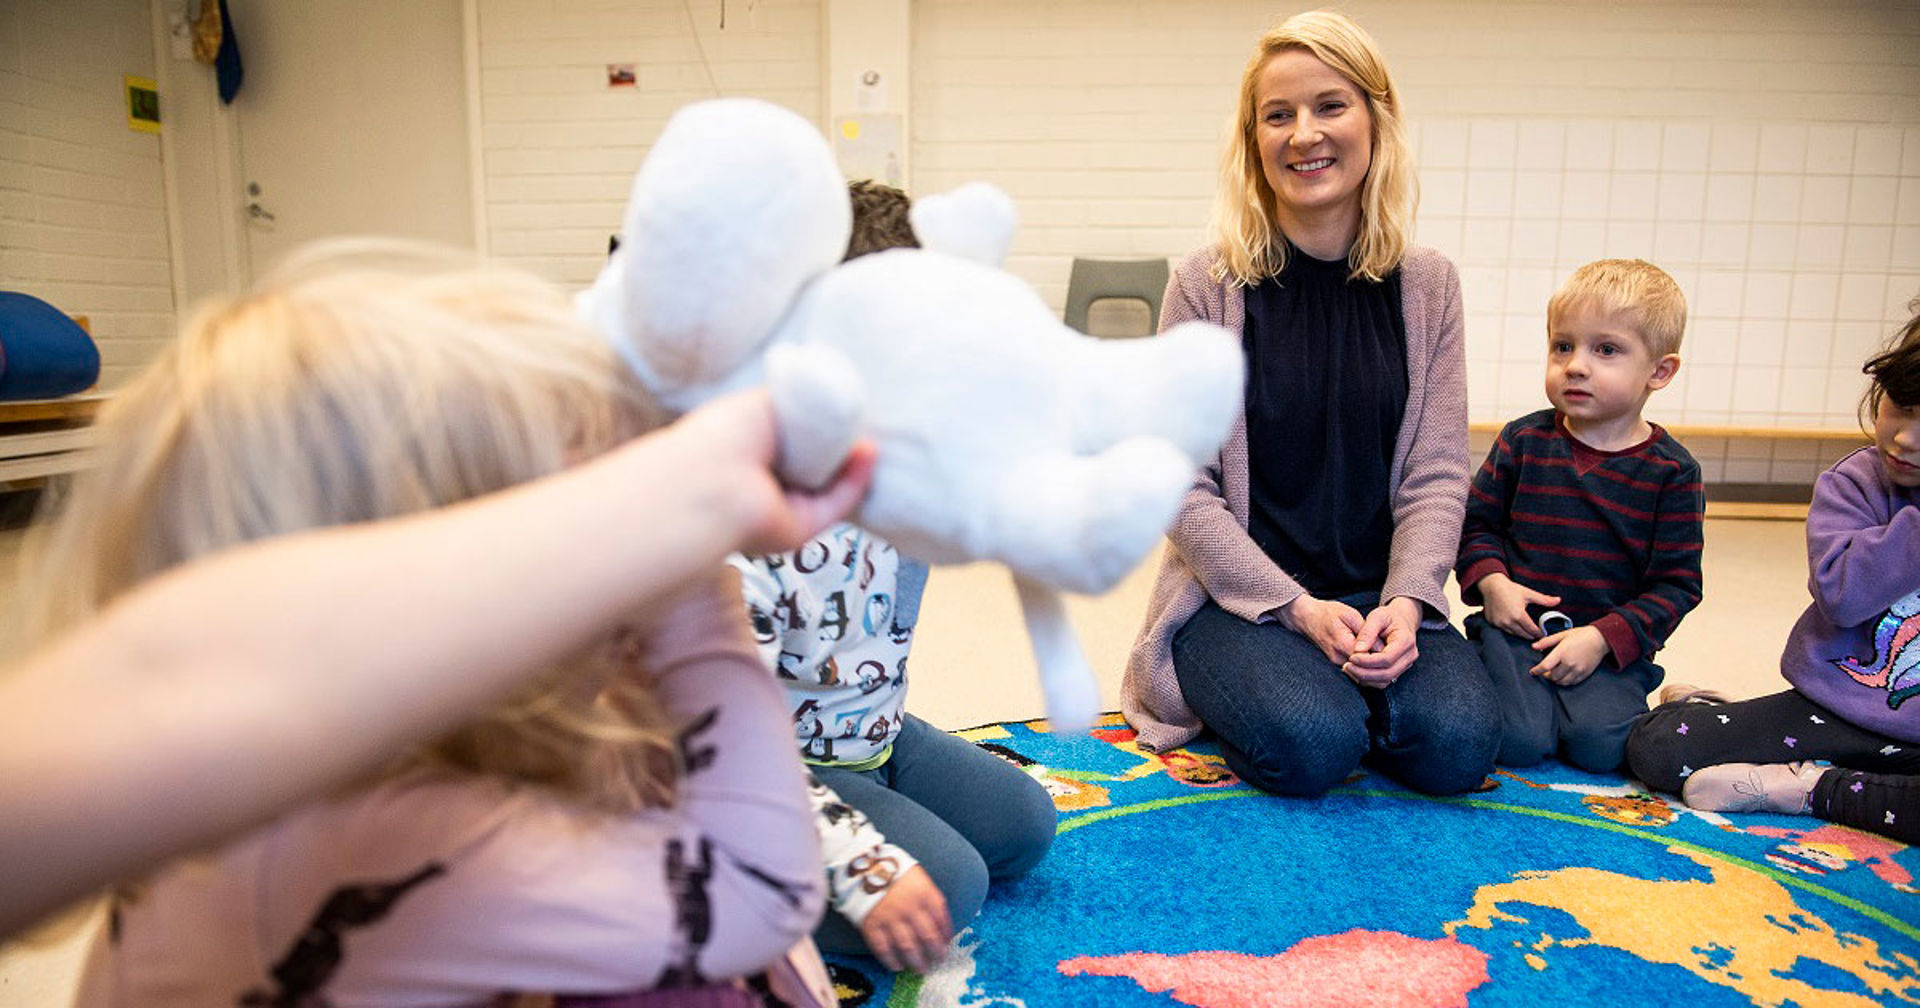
[{"xmin": 1120, "ymin": 244, "xmax": 1471, "ymax": 753}]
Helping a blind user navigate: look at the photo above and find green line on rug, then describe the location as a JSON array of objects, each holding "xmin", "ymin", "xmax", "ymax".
[
  {"xmin": 1056, "ymin": 785, "xmax": 1920, "ymax": 944},
  {"xmin": 885, "ymin": 966, "xmax": 923, "ymax": 1007},
  {"xmin": 1055, "ymin": 788, "xmax": 1257, "ymax": 835}
]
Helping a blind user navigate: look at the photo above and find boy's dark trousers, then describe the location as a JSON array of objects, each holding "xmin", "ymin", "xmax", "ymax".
[{"xmin": 1466, "ymin": 615, "xmax": 1664, "ymax": 773}]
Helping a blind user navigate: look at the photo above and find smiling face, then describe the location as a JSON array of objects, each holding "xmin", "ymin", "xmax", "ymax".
[
  {"xmin": 1873, "ymin": 393, "xmax": 1920, "ymax": 487},
  {"xmin": 1545, "ymin": 301, "xmax": 1680, "ymax": 441},
  {"xmin": 1252, "ymin": 49, "xmax": 1373, "ymax": 245}
]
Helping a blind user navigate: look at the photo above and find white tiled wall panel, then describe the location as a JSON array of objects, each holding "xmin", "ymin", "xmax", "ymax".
[
  {"xmin": 475, "ymin": 0, "xmax": 823, "ymax": 288},
  {"xmin": 0, "ymin": 0, "xmax": 174, "ymax": 390},
  {"xmin": 1422, "ymin": 116, "xmax": 1920, "ymax": 432},
  {"xmin": 478, "ymin": 0, "xmax": 1920, "ymax": 472},
  {"xmin": 900, "ymin": 0, "xmax": 1920, "ymax": 437}
]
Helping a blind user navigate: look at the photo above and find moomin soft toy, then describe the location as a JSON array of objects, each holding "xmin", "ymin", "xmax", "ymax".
[{"xmin": 579, "ymin": 98, "xmax": 1242, "ymax": 733}]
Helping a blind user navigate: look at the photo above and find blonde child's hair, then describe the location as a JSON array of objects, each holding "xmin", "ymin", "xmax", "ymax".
[
  {"xmin": 15, "ymin": 238, "xmax": 678, "ymax": 810},
  {"xmin": 1211, "ymin": 9, "xmax": 1417, "ymax": 286},
  {"xmin": 1547, "ymin": 259, "xmax": 1689, "ymax": 358}
]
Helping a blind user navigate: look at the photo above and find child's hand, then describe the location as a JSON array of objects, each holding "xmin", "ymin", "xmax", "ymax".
[
  {"xmin": 1529, "ymin": 625, "xmax": 1609, "ymax": 685},
  {"xmin": 860, "ymin": 865, "xmax": 952, "ymax": 973},
  {"xmin": 675, "ymin": 390, "xmax": 876, "ymax": 554},
  {"xmin": 1478, "ymin": 573, "xmax": 1561, "ymax": 640}
]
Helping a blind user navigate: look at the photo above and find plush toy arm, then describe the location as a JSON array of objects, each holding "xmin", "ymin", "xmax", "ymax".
[
  {"xmin": 1066, "ymin": 321, "xmax": 1243, "ymax": 464},
  {"xmin": 991, "ymin": 439, "xmax": 1195, "ymax": 595},
  {"xmin": 765, "ymin": 342, "xmax": 866, "ymax": 491},
  {"xmin": 907, "ymin": 182, "xmax": 1016, "ymax": 267},
  {"xmin": 1012, "ymin": 577, "xmax": 1100, "ymax": 735}
]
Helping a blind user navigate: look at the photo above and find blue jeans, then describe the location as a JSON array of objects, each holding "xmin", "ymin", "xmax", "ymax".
[
  {"xmin": 1467, "ymin": 614, "xmax": 1662, "ymax": 773},
  {"xmin": 809, "ymin": 714, "xmax": 1055, "ymax": 956},
  {"xmin": 1172, "ymin": 595, "xmax": 1499, "ymax": 796}
]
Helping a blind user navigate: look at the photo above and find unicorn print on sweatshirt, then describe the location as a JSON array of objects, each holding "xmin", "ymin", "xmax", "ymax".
[{"xmin": 1832, "ymin": 588, "xmax": 1920, "ymax": 710}]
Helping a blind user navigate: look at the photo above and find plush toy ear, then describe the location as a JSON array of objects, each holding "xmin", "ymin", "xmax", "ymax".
[
  {"xmin": 581, "ymin": 98, "xmax": 850, "ymax": 405},
  {"xmin": 908, "ymin": 182, "xmax": 1016, "ymax": 267}
]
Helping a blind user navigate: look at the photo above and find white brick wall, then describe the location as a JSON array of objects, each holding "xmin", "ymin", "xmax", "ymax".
[
  {"xmin": 475, "ymin": 0, "xmax": 823, "ymax": 287},
  {"xmin": 468, "ymin": 0, "xmax": 1919, "ymax": 451},
  {"xmin": 909, "ymin": 0, "xmax": 1920, "ymax": 437},
  {"xmin": 0, "ymin": 0, "xmax": 174, "ymax": 391}
]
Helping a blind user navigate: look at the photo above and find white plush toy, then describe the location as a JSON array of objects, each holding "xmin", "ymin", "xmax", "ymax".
[{"xmin": 580, "ymin": 98, "xmax": 1242, "ymax": 733}]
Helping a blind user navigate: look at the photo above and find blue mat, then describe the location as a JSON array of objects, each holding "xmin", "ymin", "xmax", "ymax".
[{"xmin": 825, "ymin": 713, "xmax": 1920, "ymax": 1007}]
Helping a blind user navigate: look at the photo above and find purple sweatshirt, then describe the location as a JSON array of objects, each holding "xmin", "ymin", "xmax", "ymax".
[{"xmin": 1781, "ymin": 446, "xmax": 1920, "ymax": 744}]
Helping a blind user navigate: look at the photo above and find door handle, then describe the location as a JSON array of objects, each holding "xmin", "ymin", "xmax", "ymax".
[{"xmin": 246, "ymin": 202, "xmax": 276, "ymax": 221}]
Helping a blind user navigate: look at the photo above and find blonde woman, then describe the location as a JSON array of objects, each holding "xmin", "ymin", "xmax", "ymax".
[
  {"xmin": 1122, "ymin": 11, "xmax": 1498, "ymax": 797},
  {"xmin": 9, "ymin": 241, "xmax": 860, "ymax": 1003}
]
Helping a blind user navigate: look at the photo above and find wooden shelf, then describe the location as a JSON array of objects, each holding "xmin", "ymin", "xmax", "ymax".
[
  {"xmin": 0, "ymin": 393, "xmax": 109, "ymax": 486},
  {"xmin": 1706, "ymin": 501, "xmax": 1809, "ymax": 521},
  {"xmin": 0, "ymin": 393, "xmax": 107, "ymax": 425}
]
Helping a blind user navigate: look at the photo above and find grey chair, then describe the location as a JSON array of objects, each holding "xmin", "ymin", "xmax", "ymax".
[{"xmin": 1062, "ymin": 257, "xmax": 1170, "ymax": 337}]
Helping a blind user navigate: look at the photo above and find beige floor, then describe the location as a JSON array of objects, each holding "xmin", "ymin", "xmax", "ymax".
[
  {"xmin": 0, "ymin": 516, "xmax": 1811, "ymax": 1004},
  {"xmin": 908, "ymin": 516, "xmax": 1808, "ymax": 730}
]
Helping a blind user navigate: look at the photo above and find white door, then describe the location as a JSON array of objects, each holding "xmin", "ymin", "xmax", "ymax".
[{"xmin": 225, "ymin": 0, "xmax": 473, "ymax": 280}]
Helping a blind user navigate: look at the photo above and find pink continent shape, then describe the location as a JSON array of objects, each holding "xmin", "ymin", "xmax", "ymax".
[{"xmin": 1058, "ymin": 930, "xmax": 1489, "ymax": 1008}]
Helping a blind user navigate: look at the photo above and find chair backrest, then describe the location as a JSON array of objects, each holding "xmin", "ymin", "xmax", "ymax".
[{"xmin": 1062, "ymin": 257, "xmax": 1170, "ymax": 338}]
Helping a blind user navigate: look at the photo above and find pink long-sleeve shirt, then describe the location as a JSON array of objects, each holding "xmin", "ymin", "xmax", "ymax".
[{"xmin": 76, "ymin": 571, "xmax": 823, "ymax": 1007}]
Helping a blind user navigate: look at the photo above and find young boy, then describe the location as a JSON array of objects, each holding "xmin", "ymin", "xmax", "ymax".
[
  {"xmin": 730, "ymin": 181, "xmax": 1056, "ymax": 975},
  {"xmin": 1457, "ymin": 258, "xmax": 1706, "ymax": 773}
]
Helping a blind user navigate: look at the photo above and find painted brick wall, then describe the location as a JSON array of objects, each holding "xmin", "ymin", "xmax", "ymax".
[
  {"xmin": 473, "ymin": 0, "xmax": 1919, "ymax": 481},
  {"xmin": 912, "ymin": 1, "xmax": 1920, "ymax": 447},
  {"xmin": 0, "ymin": 0, "xmax": 173, "ymax": 391},
  {"xmin": 476, "ymin": 0, "xmax": 823, "ymax": 287}
]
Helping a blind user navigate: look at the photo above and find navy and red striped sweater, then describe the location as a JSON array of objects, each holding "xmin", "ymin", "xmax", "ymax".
[{"xmin": 1457, "ymin": 409, "xmax": 1705, "ymax": 667}]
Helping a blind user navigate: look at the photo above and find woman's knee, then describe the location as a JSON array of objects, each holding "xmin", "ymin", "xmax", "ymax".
[
  {"xmin": 1393, "ymin": 743, "xmax": 1496, "ymax": 795},
  {"xmin": 1228, "ymin": 720, "xmax": 1369, "ymax": 797},
  {"xmin": 1391, "ymin": 703, "xmax": 1500, "ymax": 794}
]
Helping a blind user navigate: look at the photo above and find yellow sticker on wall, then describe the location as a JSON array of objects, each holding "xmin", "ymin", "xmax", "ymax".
[{"xmin": 126, "ymin": 75, "xmax": 159, "ymax": 134}]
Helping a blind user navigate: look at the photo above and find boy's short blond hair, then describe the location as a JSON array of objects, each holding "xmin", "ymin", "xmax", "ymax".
[{"xmin": 1547, "ymin": 259, "xmax": 1687, "ymax": 358}]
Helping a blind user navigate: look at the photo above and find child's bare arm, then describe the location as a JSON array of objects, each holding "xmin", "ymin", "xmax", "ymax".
[{"xmin": 0, "ymin": 390, "xmax": 870, "ymax": 939}]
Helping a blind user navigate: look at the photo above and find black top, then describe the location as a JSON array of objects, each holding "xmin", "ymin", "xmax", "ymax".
[{"xmin": 1242, "ymin": 247, "xmax": 1408, "ymax": 597}]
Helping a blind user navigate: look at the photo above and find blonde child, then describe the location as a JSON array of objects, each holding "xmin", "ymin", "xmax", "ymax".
[
  {"xmin": 1629, "ymin": 302, "xmax": 1920, "ymax": 844},
  {"xmin": 1457, "ymin": 259, "xmax": 1705, "ymax": 772},
  {"xmin": 13, "ymin": 241, "xmax": 853, "ymax": 1003}
]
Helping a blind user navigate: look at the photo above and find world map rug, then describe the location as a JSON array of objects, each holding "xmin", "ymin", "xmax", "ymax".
[{"xmin": 822, "ymin": 713, "xmax": 1920, "ymax": 1008}]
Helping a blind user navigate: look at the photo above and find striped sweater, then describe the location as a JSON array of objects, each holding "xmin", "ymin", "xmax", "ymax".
[{"xmin": 1457, "ymin": 409, "xmax": 1705, "ymax": 667}]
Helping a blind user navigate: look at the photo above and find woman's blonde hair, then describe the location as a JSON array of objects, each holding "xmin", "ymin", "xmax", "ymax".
[
  {"xmin": 1211, "ymin": 9, "xmax": 1417, "ymax": 286},
  {"xmin": 15, "ymin": 239, "xmax": 678, "ymax": 811}
]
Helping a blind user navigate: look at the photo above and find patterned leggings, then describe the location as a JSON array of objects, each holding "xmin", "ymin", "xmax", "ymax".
[{"xmin": 1626, "ymin": 688, "xmax": 1920, "ymax": 844}]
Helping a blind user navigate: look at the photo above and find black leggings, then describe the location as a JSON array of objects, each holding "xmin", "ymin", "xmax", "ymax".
[{"xmin": 1627, "ymin": 689, "xmax": 1920, "ymax": 844}]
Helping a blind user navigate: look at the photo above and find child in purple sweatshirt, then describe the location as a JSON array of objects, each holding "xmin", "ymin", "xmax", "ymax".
[{"xmin": 1626, "ymin": 304, "xmax": 1920, "ymax": 843}]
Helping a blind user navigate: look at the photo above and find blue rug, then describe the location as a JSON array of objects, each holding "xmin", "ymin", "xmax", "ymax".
[{"xmin": 824, "ymin": 713, "xmax": 1920, "ymax": 1007}]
